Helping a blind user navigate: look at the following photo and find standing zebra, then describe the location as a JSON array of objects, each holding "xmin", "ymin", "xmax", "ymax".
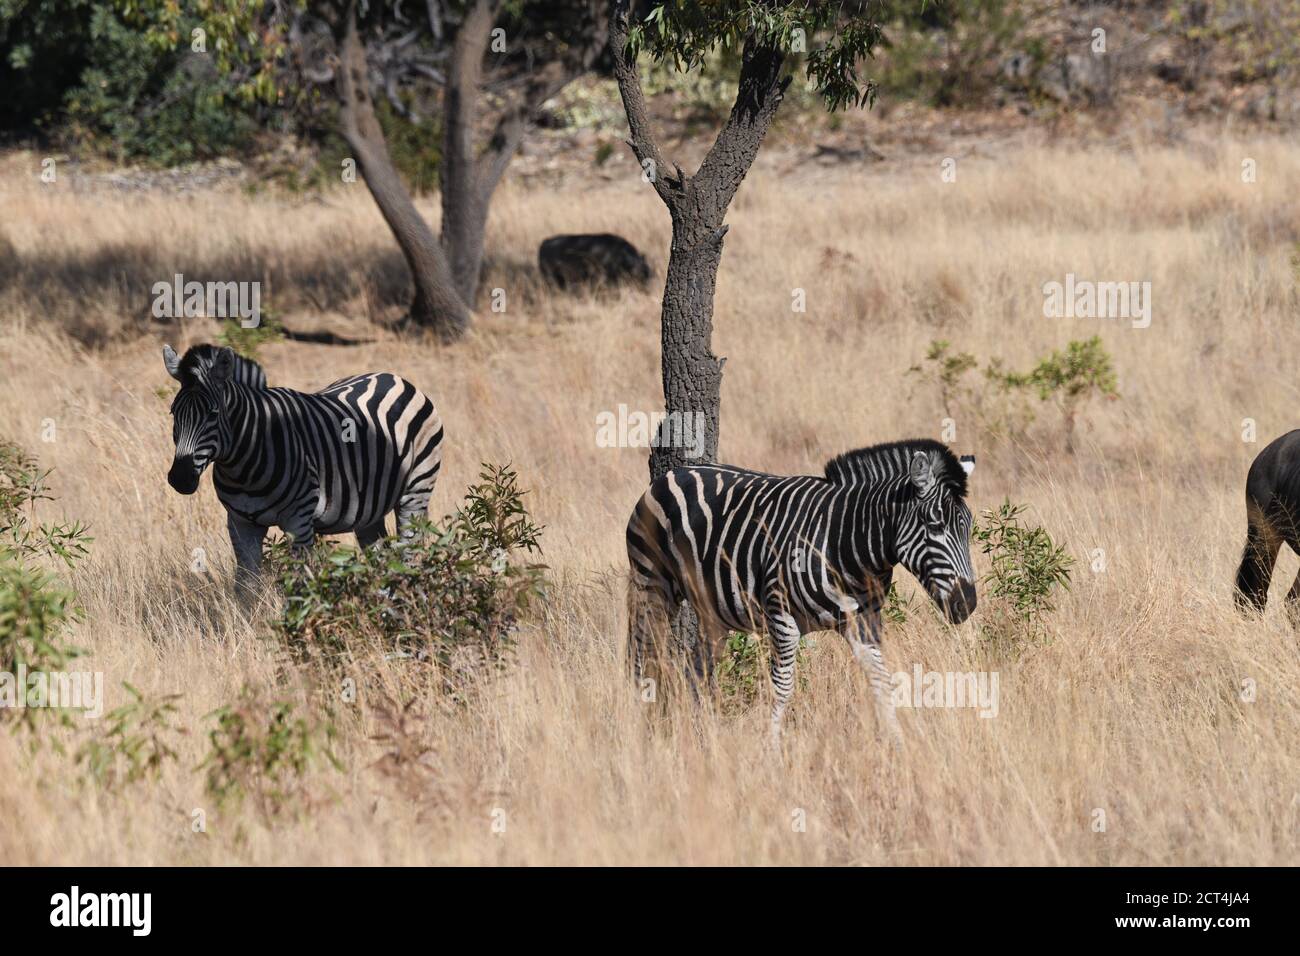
[
  {"xmin": 162, "ymin": 343, "xmax": 443, "ymax": 583},
  {"xmin": 1235, "ymin": 429, "xmax": 1300, "ymax": 621},
  {"xmin": 626, "ymin": 439, "xmax": 977, "ymax": 738}
]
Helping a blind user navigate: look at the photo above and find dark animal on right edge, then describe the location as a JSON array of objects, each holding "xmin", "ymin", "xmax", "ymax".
[
  {"xmin": 1235, "ymin": 430, "xmax": 1300, "ymax": 620},
  {"xmin": 538, "ymin": 233, "xmax": 652, "ymax": 289}
]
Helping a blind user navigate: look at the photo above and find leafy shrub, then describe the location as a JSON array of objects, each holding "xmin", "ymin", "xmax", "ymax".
[
  {"xmin": 269, "ymin": 464, "xmax": 547, "ymax": 695},
  {"xmin": 972, "ymin": 499, "xmax": 1073, "ymax": 653},
  {"xmin": 883, "ymin": 582, "xmax": 917, "ymax": 625},
  {"xmin": 217, "ymin": 311, "xmax": 285, "ymax": 363},
  {"xmin": 0, "ymin": 441, "xmax": 90, "ymax": 738},
  {"xmin": 199, "ymin": 684, "xmax": 340, "ymax": 817},
  {"xmin": 76, "ymin": 683, "xmax": 184, "ymax": 789},
  {"xmin": 909, "ymin": 339, "xmax": 977, "ymax": 417},
  {"xmin": 992, "ymin": 336, "xmax": 1118, "ymax": 453},
  {"xmin": 0, "ymin": 441, "xmax": 92, "ymax": 567},
  {"xmin": 913, "ymin": 337, "xmax": 1119, "ymax": 451}
]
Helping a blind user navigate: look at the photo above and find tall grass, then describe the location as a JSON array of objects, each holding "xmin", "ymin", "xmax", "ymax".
[{"xmin": 0, "ymin": 130, "xmax": 1297, "ymax": 864}]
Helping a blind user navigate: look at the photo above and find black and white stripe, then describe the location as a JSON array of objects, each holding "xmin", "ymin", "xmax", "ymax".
[
  {"xmin": 625, "ymin": 439, "xmax": 977, "ymax": 737},
  {"xmin": 163, "ymin": 344, "xmax": 443, "ymax": 581}
]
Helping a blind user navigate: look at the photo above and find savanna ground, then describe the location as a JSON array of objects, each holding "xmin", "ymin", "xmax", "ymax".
[{"xmin": 1, "ymin": 124, "xmax": 1298, "ymax": 865}]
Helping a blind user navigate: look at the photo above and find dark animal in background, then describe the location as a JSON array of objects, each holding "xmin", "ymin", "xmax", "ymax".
[
  {"xmin": 1235, "ymin": 430, "xmax": 1300, "ymax": 620},
  {"xmin": 538, "ymin": 233, "xmax": 652, "ymax": 289}
]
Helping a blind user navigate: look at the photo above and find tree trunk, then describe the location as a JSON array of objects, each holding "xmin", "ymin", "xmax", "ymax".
[
  {"xmin": 649, "ymin": 214, "xmax": 726, "ymax": 480},
  {"xmin": 337, "ymin": 2, "xmax": 471, "ymax": 341},
  {"xmin": 440, "ymin": 0, "xmax": 601, "ymax": 308},
  {"xmin": 441, "ymin": 0, "xmax": 496, "ymax": 305}
]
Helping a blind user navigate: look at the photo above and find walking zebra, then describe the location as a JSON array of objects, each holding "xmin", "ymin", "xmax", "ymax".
[
  {"xmin": 626, "ymin": 439, "xmax": 977, "ymax": 738},
  {"xmin": 162, "ymin": 343, "xmax": 443, "ymax": 583},
  {"xmin": 1235, "ymin": 429, "xmax": 1300, "ymax": 621}
]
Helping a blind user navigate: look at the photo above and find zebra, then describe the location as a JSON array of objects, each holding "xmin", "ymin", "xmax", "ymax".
[
  {"xmin": 162, "ymin": 343, "xmax": 443, "ymax": 584},
  {"xmin": 1235, "ymin": 429, "xmax": 1300, "ymax": 621},
  {"xmin": 625, "ymin": 439, "xmax": 977, "ymax": 738}
]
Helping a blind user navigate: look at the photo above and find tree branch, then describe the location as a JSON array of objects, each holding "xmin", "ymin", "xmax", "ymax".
[
  {"xmin": 609, "ymin": 0, "xmax": 682, "ymax": 207},
  {"xmin": 694, "ymin": 35, "xmax": 788, "ymax": 218}
]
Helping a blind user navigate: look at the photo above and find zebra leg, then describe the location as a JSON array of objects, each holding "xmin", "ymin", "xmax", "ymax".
[
  {"xmin": 282, "ymin": 506, "xmax": 317, "ymax": 557},
  {"xmin": 395, "ymin": 481, "xmax": 436, "ymax": 541},
  {"xmin": 843, "ymin": 611, "xmax": 901, "ymax": 740},
  {"xmin": 355, "ymin": 519, "xmax": 388, "ymax": 548},
  {"xmin": 226, "ymin": 511, "xmax": 267, "ymax": 592},
  {"xmin": 764, "ymin": 610, "xmax": 802, "ymax": 742},
  {"xmin": 627, "ymin": 578, "xmax": 671, "ymax": 685}
]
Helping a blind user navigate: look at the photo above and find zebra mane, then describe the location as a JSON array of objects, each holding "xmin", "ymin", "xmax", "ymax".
[
  {"xmin": 177, "ymin": 344, "xmax": 269, "ymax": 390},
  {"xmin": 823, "ymin": 438, "xmax": 969, "ymax": 497}
]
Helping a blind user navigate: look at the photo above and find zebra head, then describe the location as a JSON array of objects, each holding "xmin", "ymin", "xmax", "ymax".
[
  {"xmin": 896, "ymin": 448, "xmax": 977, "ymax": 624},
  {"xmin": 162, "ymin": 344, "xmax": 236, "ymax": 495}
]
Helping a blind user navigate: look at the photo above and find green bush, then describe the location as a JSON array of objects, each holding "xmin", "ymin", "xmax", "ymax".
[
  {"xmin": 0, "ymin": 441, "xmax": 92, "ymax": 567},
  {"xmin": 60, "ymin": 5, "xmax": 255, "ymax": 164},
  {"xmin": 0, "ymin": 441, "xmax": 91, "ymax": 738},
  {"xmin": 76, "ymin": 682, "xmax": 184, "ymax": 789},
  {"xmin": 199, "ymin": 684, "xmax": 340, "ymax": 817},
  {"xmin": 972, "ymin": 499, "xmax": 1072, "ymax": 653},
  {"xmin": 992, "ymin": 335, "xmax": 1119, "ymax": 453},
  {"xmin": 269, "ymin": 464, "xmax": 547, "ymax": 695},
  {"xmin": 217, "ymin": 310, "xmax": 284, "ymax": 363},
  {"xmin": 913, "ymin": 337, "xmax": 1119, "ymax": 451}
]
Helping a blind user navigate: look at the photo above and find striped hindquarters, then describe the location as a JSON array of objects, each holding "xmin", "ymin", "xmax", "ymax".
[{"xmin": 626, "ymin": 465, "xmax": 837, "ymax": 632}]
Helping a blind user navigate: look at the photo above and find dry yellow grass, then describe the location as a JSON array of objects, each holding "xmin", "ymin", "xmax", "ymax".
[{"xmin": 1, "ymin": 130, "xmax": 1298, "ymax": 865}]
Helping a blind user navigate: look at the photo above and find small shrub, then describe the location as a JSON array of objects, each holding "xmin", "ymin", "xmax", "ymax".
[
  {"xmin": 994, "ymin": 336, "xmax": 1118, "ymax": 453},
  {"xmin": 270, "ymin": 464, "xmax": 547, "ymax": 696},
  {"xmin": 199, "ymin": 684, "xmax": 340, "ymax": 818},
  {"xmin": 0, "ymin": 556, "xmax": 84, "ymax": 737},
  {"xmin": 0, "ymin": 441, "xmax": 92, "ymax": 567},
  {"xmin": 909, "ymin": 339, "xmax": 978, "ymax": 417},
  {"xmin": 217, "ymin": 311, "xmax": 285, "ymax": 363},
  {"xmin": 0, "ymin": 441, "xmax": 89, "ymax": 739},
  {"xmin": 909, "ymin": 340, "xmax": 1033, "ymax": 441},
  {"xmin": 972, "ymin": 499, "xmax": 1073, "ymax": 653},
  {"xmin": 76, "ymin": 683, "xmax": 184, "ymax": 790},
  {"xmin": 912, "ymin": 338, "xmax": 1119, "ymax": 451}
]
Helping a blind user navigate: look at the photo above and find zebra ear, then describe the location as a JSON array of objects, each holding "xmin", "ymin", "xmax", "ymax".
[
  {"xmin": 909, "ymin": 451, "xmax": 937, "ymax": 495},
  {"xmin": 960, "ymin": 455, "xmax": 976, "ymax": 476},
  {"xmin": 162, "ymin": 344, "xmax": 182, "ymax": 381},
  {"xmin": 210, "ymin": 346, "xmax": 236, "ymax": 384}
]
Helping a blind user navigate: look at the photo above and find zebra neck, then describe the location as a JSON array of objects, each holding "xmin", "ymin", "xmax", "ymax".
[
  {"xmin": 213, "ymin": 383, "xmax": 267, "ymax": 468},
  {"xmin": 839, "ymin": 481, "xmax": 902, "ymax": 576}
]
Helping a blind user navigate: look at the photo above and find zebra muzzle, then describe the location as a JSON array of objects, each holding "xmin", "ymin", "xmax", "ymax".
[
  {"xmin": 943, "ymin": 579, "xmax": 977, "ymax": 623},
  {"xmin": 167, "ymin": 459, "xmax": 201, "ymax": 495}
]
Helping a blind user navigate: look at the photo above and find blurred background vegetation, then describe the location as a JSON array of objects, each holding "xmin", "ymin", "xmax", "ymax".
[{"xmin": 2, "ymin": 0, "xmax": 1297, "ymax": 183}]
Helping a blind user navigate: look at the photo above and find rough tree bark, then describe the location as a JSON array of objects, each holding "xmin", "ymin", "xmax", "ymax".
[
  {"xmin": 441, "ymin": 0, "xmax": 607, "ymax": 306},
  {"xmin": 610, "ymin": 0, "xmax": 789, "ymax": 657},
  {"xmin": 336, "ymin": 1, "xmax": 472, "ymax": 342}
]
